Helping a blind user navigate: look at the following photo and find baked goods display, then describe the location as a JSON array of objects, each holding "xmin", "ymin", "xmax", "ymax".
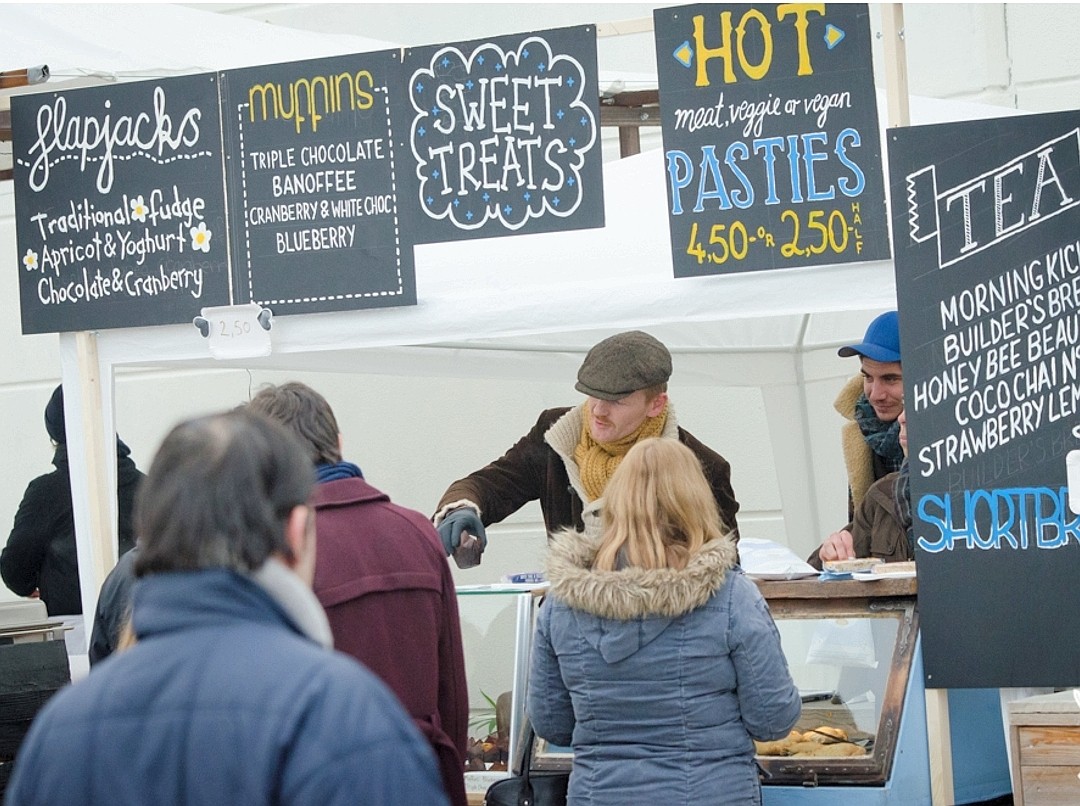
[
  {"xmin": 754, "ymin": 725, "xmax": 869, "ymax": 758},
  {"xmin": 821, "ymin": 557, "xmax": 884, "ymax": 573}
]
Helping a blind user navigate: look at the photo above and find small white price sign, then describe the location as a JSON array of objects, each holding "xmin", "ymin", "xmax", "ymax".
[
  {"xmin": 197, "ymin": 303, "xmax": 272, "ymax": 360},
  {"xmin": 1068, "ymin": 449, "xmax": 1080, "ymax": 515}
]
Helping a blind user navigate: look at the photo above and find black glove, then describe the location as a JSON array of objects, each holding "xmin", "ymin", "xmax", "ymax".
[{"xmin": 437, "ymin": 508, "xmax": 487, "ymax": 557}]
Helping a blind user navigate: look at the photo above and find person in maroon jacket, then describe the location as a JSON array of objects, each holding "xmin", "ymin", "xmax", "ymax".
[{"xmin": 248, "ymin": 382, "xmax": 469, "ymax": 806}]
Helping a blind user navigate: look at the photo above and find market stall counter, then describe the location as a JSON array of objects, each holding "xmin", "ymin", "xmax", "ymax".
[{"xmin": 520, "ymin": 576, "xmax": 1012, "ymax": 805}]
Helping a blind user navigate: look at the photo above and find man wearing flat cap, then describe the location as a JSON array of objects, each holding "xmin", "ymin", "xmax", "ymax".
[{"xmin": 433, "ymin": 331, "xmax": 740, "ymax": 565}]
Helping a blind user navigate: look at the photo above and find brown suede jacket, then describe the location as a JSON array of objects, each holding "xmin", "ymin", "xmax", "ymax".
[
  {"xmin": 808, "ymin": 471, "xmax": 913, "ymax": 569},
  {"xmin": 435, "ymin": 405, "xmax": 740, "ymax": 542}
]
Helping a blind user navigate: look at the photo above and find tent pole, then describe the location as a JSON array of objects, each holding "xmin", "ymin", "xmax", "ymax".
[
  {"xmin": 883, "ymin": 4, "xmax": 911, "ymax": 129},
  {"xmin": 883, "ymin": 4, "xmax": 953, "ymax": 804},
  {"xmin": 73, "ymin": 332, "xmax": 116, "ymax": 643}
]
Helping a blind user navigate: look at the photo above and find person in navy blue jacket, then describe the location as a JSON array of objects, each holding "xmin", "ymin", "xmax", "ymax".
[{"xmin": 5, "ymin": 409, "xmax": 449, "ymax": 806}]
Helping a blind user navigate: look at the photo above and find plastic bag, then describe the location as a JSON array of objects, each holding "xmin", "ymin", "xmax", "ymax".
[{"xmin": 805, "ymin": 618, "xmax": 878, "ymax": 668}]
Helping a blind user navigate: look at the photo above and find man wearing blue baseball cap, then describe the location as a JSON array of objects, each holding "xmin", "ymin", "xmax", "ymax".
[{"xmin": 832, "ymin": 311, "xmax": 903, "ymax": 522}]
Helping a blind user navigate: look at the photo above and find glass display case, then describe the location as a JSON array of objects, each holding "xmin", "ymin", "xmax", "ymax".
[
  {"xmin": 456, "ymin": 583, "xmax": 547, "ymax": 801},
  {"xmin": 751, "ymin": 577, "xmax": 918, "ymax": 787},
  {"xmin": 526, "ymin": 577, "xmax": 919, "ymax": 789}
]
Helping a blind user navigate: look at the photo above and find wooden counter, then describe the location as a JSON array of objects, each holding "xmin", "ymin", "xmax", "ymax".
[
  {"xmin": 753, "ymin": 576, "xmax": 917, "ymax": 622},
  {"xmin": 754, "ymin": 575, "xmax": 918, "ymax": 599}
]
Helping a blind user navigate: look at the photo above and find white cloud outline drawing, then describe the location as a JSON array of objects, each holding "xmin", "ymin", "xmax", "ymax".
[{"xmin": 407, "ymin": 35, "xmax": 597, "ymax": 231}]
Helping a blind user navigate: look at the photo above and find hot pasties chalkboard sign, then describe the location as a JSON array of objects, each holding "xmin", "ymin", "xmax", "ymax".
[
  {"xmin": 654, "ymin": 3, "xmax": 889, "ymax": 277},
  {"xmin": 395, "ymin": 25, "xmax": 604, "ymax": 243},
  {"xmin": 889, "ymin": 110, "xmax": 1080, "ymax": 689},
  {"xmin": 221, "ymin": 51, "xmax": 416, "ymax": 313},
  {"xmin": 11, "ymin": 74, "xmax": 231, "ymax": 334}
]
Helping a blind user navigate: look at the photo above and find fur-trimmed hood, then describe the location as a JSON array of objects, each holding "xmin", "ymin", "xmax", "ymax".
[
  {"xmin": 834, "ymin": 374, "xmax": 875, "ymax": 515},
  {"xmin": 544, "ymin": 530, "xmax": 738, "ymax": 620},
  {"xmin": 543, "ymin": 531, "xmax": 738, "ymax": 664}
]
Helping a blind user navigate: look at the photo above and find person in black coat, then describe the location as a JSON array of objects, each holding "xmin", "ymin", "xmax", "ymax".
[
  {"xmin": 88, "ymin": 544, "xmax": 140, "ymax": 664},
  {"xmin": 1, "ymin": 385, "xmax": 144, "ymax": 616}
]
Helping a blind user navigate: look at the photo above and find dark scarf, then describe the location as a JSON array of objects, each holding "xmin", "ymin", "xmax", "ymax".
[
  {"xmin": 854, "ymin": 395, "xmax": 905, "ymax": 472},
  {"xmin": 315, "ymin": 461, "xmax": 363, "ymax": 483},
  {"xmin": 893, "ymin": 460, "xmax": 914, "ymax": 554}
]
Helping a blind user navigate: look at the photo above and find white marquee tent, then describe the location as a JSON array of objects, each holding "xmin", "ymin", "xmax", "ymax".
[
  {"xmin": 2, "ymin": 10, "xmax": 1037, "ymax": 801},
  {"xmin": 1, "ymin": 2, "xmax": 1018, "ymax": 625}
]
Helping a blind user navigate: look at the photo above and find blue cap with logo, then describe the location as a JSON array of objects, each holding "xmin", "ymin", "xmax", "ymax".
[{"xmin": 838, "ymin": 311, "xmax": 900, "ymax": 363}]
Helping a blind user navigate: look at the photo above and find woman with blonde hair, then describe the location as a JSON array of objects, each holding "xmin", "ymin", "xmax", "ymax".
[{"xmin": 528, "ymin": 438, "xmax": 800, "ymax": 805}]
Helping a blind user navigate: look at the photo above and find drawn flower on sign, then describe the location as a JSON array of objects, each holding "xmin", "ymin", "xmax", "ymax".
[
  {"xmin": 130, "ymin": 195, "xmax": 148, "ymax": 222},
  {"xmin": 190, "ymin": 222, "xmax": 212, "ymax": 253},
  {"xmin": 22, "ymin": 248, "xmax": 39, "ymax": 272}
]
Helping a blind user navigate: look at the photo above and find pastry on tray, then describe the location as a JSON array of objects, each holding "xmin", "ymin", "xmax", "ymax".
[{"xmin": 821, "ymin": 557, "xmax": 883, "ymax": 573}]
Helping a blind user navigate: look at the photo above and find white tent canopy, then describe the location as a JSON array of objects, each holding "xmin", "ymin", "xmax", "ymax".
[
  {"xmin": 57, "ymin": 141, "xmax": 899, "ymax": 624},
  {"xmin": 87, "ymin": 146, "xmax": 897, "ymax": 375},
  {"xmin": 0, "ymin": 3, "xmax": 397, "ymax": 81}
]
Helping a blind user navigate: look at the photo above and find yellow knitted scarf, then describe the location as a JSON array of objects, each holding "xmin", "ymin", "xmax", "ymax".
[{"xmin": 574, "ymin": 401, "xmax": 669, "ymax": 502}]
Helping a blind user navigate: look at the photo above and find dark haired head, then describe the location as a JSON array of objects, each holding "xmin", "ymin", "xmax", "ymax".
[
  {"xmin": 44, "ymin": 384, "xmax": 65, "ymax": 444},
  {"xmin": 133, "ymin": 409, "xmax": 314, "ymax": 577},
  {"xmin": 246, "ymin": 382, "xmax": 342, "ymax": 466}
]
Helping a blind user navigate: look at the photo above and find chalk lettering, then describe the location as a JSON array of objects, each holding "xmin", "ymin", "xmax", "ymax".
[
  {"xmin": 918, "ymin": 395, "xmax": 1046, "ymax": 476},
  {"xmin": 911, "ymin": 131, "xmax": 1080, "ymax": 269},
  {"xmin": 691, "ymin": 4, "xmax": 825, "ymax": 86},
  {"xmin": 248, "ymin": 71, "xmax": 374, "ymax": 135},
  {"xmin": 300, "ymin": 139, "xmax": 384, "ymax": 165},
  {"xmin": 26, "ymin": 89, "xmax": 204, "ymax": 194},
  {"xmin": 939, "ymin": 258, "xmax": 1045, "ymax": 328},
  {"xmin": 672, "ymin": 95, "xmax": 728, "ymax": 133},
  {"xmin": 918, "ymin": 486, "xmax": 1080, "ymax": 553},
  {"xmin": 248, "ymin": 202, "xmax": 320, "ymax": 226},
  {"xmin": 36, "ymin": 264, "xmax": 204, "ymax": 304},
  {"xmin": 271, "ymin": 170, "xmax": 357, "ymax": 197},
  {"xmin": 275, "ymin": 224, "xmax": 356, "ymax": 253},
  {"xmin": 666, "ymin": 127, "xmax": 865, "ymax": 214},
  {"xmin": 802, "ymin": 90, "xmax": 851, "ymax": 128}
]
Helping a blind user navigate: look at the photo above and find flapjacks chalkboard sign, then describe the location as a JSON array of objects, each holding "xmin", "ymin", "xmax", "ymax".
[
  {"xmin": 394, "ymin": 25, "xmax": 604, "ymax": 243},
  {"xmin": 653, "ymin": 3, "xmax": 890, "ymax": 277},
  {"xmin": 888, "ymin": 110, "xmax": 1080, "ymax": 689},
  {"xmin": 11, "ymin": 74, "xmax": 231, "ymax": 334},
  {"xmin": 220, "ymin": 51, "xmax": 416, "ymax": 313}
]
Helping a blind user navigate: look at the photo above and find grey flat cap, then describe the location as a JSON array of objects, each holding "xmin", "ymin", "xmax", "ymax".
[{"xmin": 575, "ymin": 331, "xmax": 672, "ymax": 400}]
